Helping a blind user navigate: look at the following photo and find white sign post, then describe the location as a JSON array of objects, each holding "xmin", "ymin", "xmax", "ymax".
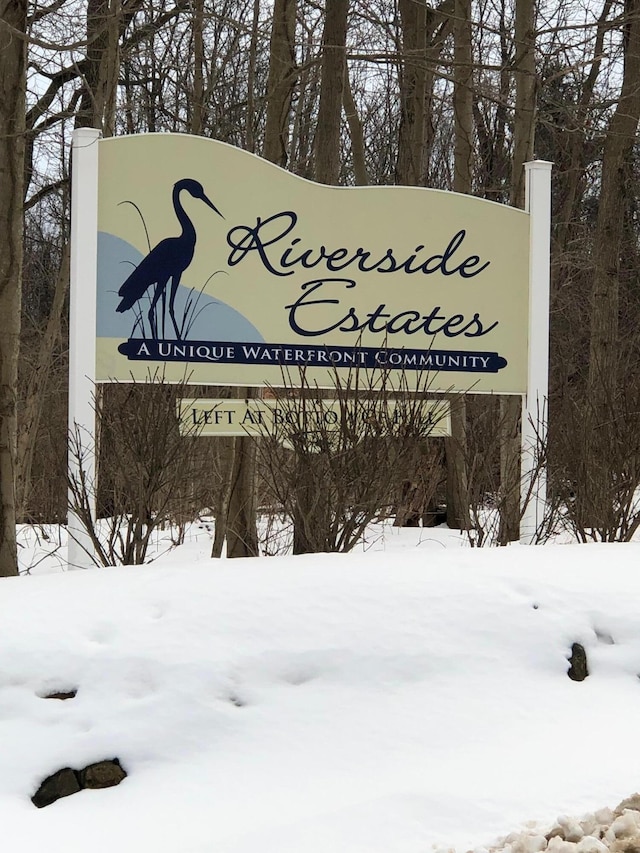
[
  {"xmin": 68, "ymin": 128, "xmax": 100, "ymax": 568},
  {"xmin": 520, "ymin": 161, "xmax": 552, "ymax": 543}
]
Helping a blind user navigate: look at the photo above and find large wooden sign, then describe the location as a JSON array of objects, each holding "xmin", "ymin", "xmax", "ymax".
[
  {"xmin": 68, "ymin": 129, "xmax": 550, "ymax": 560},
  {"xmin": 95, "ymin": 134, "xmax": 530, "ymax": 393}
]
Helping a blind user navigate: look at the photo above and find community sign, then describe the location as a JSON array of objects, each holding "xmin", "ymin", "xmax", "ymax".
[{"xmin": 96, "ymin": 134, "xmax": 530, "ymax": 393}]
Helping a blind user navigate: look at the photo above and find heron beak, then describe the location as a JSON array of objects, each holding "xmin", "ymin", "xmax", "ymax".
[{"xmin": 202, "ymin": 194, "xmax": 224, "ymax": 219}]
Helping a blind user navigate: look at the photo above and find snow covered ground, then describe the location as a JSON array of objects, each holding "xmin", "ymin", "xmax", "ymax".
[{"xmin": 4, "ymin": 523, "xmax": 640, "ymax": 853}]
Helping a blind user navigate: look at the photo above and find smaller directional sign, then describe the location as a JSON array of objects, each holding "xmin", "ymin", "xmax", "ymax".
[{"xmin": 177, "ymin": 398, "xmax": 451, "ymax": 438}]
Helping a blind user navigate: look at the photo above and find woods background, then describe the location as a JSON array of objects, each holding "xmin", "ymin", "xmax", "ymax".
[{"xmin": 1, "ymin": 0, "xmax": 639, "ymax": 575}]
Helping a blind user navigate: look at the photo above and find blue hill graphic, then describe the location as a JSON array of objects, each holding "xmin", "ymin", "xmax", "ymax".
[{"xmin": 97, "ymin": 232, "xmax": 264, "ymax": 343}]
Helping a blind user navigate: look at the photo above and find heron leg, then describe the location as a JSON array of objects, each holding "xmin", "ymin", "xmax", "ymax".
[
  {"xmin": 160, "ymin": 287, "xmax": 167, "ymax": 339},
  {"xmin": 149, "ymin": 280, "xmax": 168, "ymax": 340},
  {"xmin": 148, "ymin": 300, "xmax": 157, "ymax": 340},
  {"xmin": 168, "ymin": 274, "xmax": 182, "ymax": 340}
]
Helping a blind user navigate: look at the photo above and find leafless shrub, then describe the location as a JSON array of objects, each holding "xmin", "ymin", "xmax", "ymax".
[
  {"xmin": 17, "ymin": 314, "xmax": 68, "ymax": 525},
  {"xmin": 68, "ymin": 374, "xmax": 212, "ymax": 565},
  {"xmin": 549, "ymin": 378, "xmax": 640, "ymax": 543},
  {"xmin": 449, "ymin": 397, "xmax": 552, "ymax": 547},
  {"xmin": 254, "ymin": 365, "xmax": 450, "ymax": 555}
]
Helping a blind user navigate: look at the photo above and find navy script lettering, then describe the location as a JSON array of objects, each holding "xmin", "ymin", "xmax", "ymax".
[
  {"xmin": 226, "ymin": 211, "xmax": 490, "ymax": 279},
  {"xmin": 285, "ymin": 280, "xmax": 498, "ymax": 339}
]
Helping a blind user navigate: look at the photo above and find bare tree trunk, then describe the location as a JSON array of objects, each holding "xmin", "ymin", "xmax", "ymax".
[
  {"xmin": 76, "ymin": 0, "xmax": 121, "ymax": 133},
  {"xmin": 589, "ymin": 0, "xmax": 640, "ymax": 397},
  {"xmin": 395, "ymin": 0, "xmax": 452, "ymax": 187},
  {"xmin": 446, "ymin": 0, "xmax": 473, "ymax": 530},
  {"xmin": 211, "ymin": 438, "xmax": 234, "ymax": 558},
  {"xmin": 263, "ymin": 0, "xmax": 297, "ymax": 166},
  {"xmin": 190, "ymin": 0, "xmax": 205, "ymax": 135},
  {"xmin": 211, "ymin": 395, "xmax": 260, "ymax": 557},
  {"xmin": 396, "ymin": 0, "xmax": 427, "ymax": 186},
  {"xmin": 499, "ymin": 0, "xmax": 536, "ymax": 544},
  {"xmin": 245, "ymin": 0, "xmax": 261, "ymax": 153},
  {"xmin": 509, "ymin": 0, "xmax": 536, "ymax": 210},
  {"xmin": 394, "ymin": 0, "xmax": 452, "ymax": 527},
  {"xmin": 213, "ymin": 0, "xmax": 299, "ymax": 559},
  {"xmin": 17, "ymin": 1, "xmax": 119, "ymax": 524},
  {"xmin": 0, "ymin": 0, "xmax": 27, "ymax": 577},
  {"xmin": 556, "ymin": 0, "xmax": 613, "ymax": 252},
  {"xmin": 474, "ymin": 0, "xmax": 511, "ymax": 203},
  {"xmin": 314, "ymin": 0, "xmax": 349, "ymax": 184},
  {"xmin": 288, "ymin": 0, "xmax": 348, "ymax": 553},
  {"xmin": 16, "ymin": 242, "xmax": 70, "ymax": 520},
  {"xmin": 342, "ymin": 58, "xmax": 368, "ymax": 185},
  {"xmin": 289, "ymin": 28, "xmax": 316, "ymax": 175},
  {"xmin": 452, "ymin": 0, "xmax": 474, "ymax": 194},
  {"xmin": 583, "ymin": 0, "xmax": 640, "ymax": 530},
  {"xmin": 225, "ymin": 434, "xmax": 259, "ymax": 558}
]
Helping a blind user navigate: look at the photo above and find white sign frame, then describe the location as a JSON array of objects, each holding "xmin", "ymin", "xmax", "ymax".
[{"xmin": 68, "ymin": 128, "xmax": 551, "ymax": 564}]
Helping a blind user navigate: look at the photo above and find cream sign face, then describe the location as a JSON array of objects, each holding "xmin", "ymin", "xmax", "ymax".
[{"xmin": 96, "ymin": 135, "xmax": 530, "ymax": 393}]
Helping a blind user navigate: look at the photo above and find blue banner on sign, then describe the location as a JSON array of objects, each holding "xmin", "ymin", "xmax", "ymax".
[{"xmin": 117, "ymin": 339, "xmax": 507, "ymax": 373}]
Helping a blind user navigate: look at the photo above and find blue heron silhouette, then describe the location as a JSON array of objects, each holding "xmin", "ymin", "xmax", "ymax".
[{"xmin": 116, "ymin": 178, "xmax": 224, "ymax": 340}]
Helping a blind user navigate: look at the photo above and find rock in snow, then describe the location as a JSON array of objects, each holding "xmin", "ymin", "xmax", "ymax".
[{"xmin": 31, "ymin": 760, "xmax": 126, "ymax": 808}]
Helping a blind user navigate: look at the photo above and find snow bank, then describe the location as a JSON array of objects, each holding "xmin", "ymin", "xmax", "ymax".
[{"xmin": 2, "ymin": 536, "xmax": 640, "ymax": 853}]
